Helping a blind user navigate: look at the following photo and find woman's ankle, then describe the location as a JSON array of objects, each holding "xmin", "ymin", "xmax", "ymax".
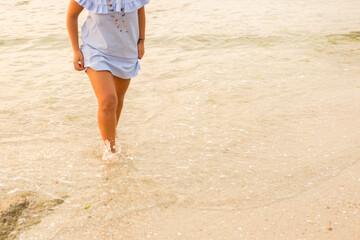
[{"xmin": 103, "ymin": 139, "xmax": 116, "ymax": 152}]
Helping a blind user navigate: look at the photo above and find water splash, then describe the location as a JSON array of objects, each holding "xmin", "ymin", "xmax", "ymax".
[{"xmin": 102, "ymin": 139, "xmax": 120, "ymax": 162}]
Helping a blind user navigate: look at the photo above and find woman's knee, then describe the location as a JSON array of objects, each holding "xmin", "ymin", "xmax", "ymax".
[{"xmin": 98, "ymin": 94, "xmax": 118, "ymax": 112}]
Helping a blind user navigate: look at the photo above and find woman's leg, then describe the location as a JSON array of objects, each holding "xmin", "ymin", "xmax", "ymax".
[
  {"xmin": 86, "ymin": 68, "xmax": 118, "ymax": 153},
  {"xmin": 113, "ymin": 76, "xmax": 131, "ymax": 127}
]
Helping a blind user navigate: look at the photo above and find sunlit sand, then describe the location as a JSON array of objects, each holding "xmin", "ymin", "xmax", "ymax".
[{"xmin": 1, "ymin": 0, "xmax": 360, "ymax": 239}]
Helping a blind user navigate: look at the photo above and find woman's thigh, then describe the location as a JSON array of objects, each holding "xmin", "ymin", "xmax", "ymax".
[
  {"xmin": 86, "ymin": 68, "xmax": 117, "ymax": 102},
  {"xmin": 113, "ymin": 76, "xmax": 131, "ymax": 102}
]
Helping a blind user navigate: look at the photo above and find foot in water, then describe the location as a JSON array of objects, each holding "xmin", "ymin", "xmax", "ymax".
[{"xmin": 102, "ymin": 139, "xmax": 119, "ymax": 162}]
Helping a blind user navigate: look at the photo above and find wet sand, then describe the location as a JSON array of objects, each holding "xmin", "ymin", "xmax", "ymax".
[
  {"xmin": 0, "ymin": 0, "xmax": 360, "ymax": 239},
  {"xmin": 0, "ymin": 192, "xmax": 64, "ymax": 240}
]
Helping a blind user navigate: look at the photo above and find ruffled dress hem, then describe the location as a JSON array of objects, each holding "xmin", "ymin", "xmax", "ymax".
[{"xmin": 75, "ymin": 0, "xmax": 150, "ymax": 13}]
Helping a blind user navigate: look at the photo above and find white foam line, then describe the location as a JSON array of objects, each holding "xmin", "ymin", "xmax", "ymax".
[
  {"xmin": 7, "ymin": 188, "xmax": 20, "ymax": 195},
  {"xmin": 0, "ymin": 176, "xmax": 31, "ymax": 181},
  {"xmin": 58, "ymin": 179, "xmax": 73, "ymax": 184}
]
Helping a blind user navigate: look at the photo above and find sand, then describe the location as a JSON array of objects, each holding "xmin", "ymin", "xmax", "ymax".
[{"xmin": 0, "ymin": 0, "xmax": 359, "ymax": 239}]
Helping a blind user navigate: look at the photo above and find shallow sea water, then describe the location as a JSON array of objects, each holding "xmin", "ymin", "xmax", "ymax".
[{"xmin": 0, "ymin": 0, "xmax": 360, "ymax": 239}]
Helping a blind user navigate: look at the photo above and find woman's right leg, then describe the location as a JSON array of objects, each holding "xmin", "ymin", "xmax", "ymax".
[{"xmin": 86, "ymin": 67, "xmax": 118, "ymax": 153}]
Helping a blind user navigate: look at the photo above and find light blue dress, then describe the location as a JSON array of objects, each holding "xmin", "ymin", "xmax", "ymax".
[{"xmin": 75, "ymin": 0, "xmax": 150, "ymax": 79}]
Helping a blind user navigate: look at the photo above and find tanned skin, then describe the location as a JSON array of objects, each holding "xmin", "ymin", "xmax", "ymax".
[{"xmin": 66, "ymin": 0, "xmax": 147, "ymax": 154}]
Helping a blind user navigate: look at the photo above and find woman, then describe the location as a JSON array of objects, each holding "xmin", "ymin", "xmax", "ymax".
[{"xmin": 66, "ymin": 0, "xmax": 149, "ymax": 161}]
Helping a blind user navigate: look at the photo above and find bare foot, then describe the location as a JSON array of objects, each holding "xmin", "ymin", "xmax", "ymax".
[
  {"xmin": 102, "ymin": 140, "xmax": 118, "ymax": 162},
  {"xmin": 102, "ymin": 151, "xmax": 119, "ymax": 162}
]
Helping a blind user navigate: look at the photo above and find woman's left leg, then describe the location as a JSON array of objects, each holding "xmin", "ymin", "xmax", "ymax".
[
  {"xmin": 113, "ymin": 76, "xmax": 131, "ymax": 127},
  {"xmin": 86, "ymin": 68, "xmax": 118, "ymax": 153}
]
